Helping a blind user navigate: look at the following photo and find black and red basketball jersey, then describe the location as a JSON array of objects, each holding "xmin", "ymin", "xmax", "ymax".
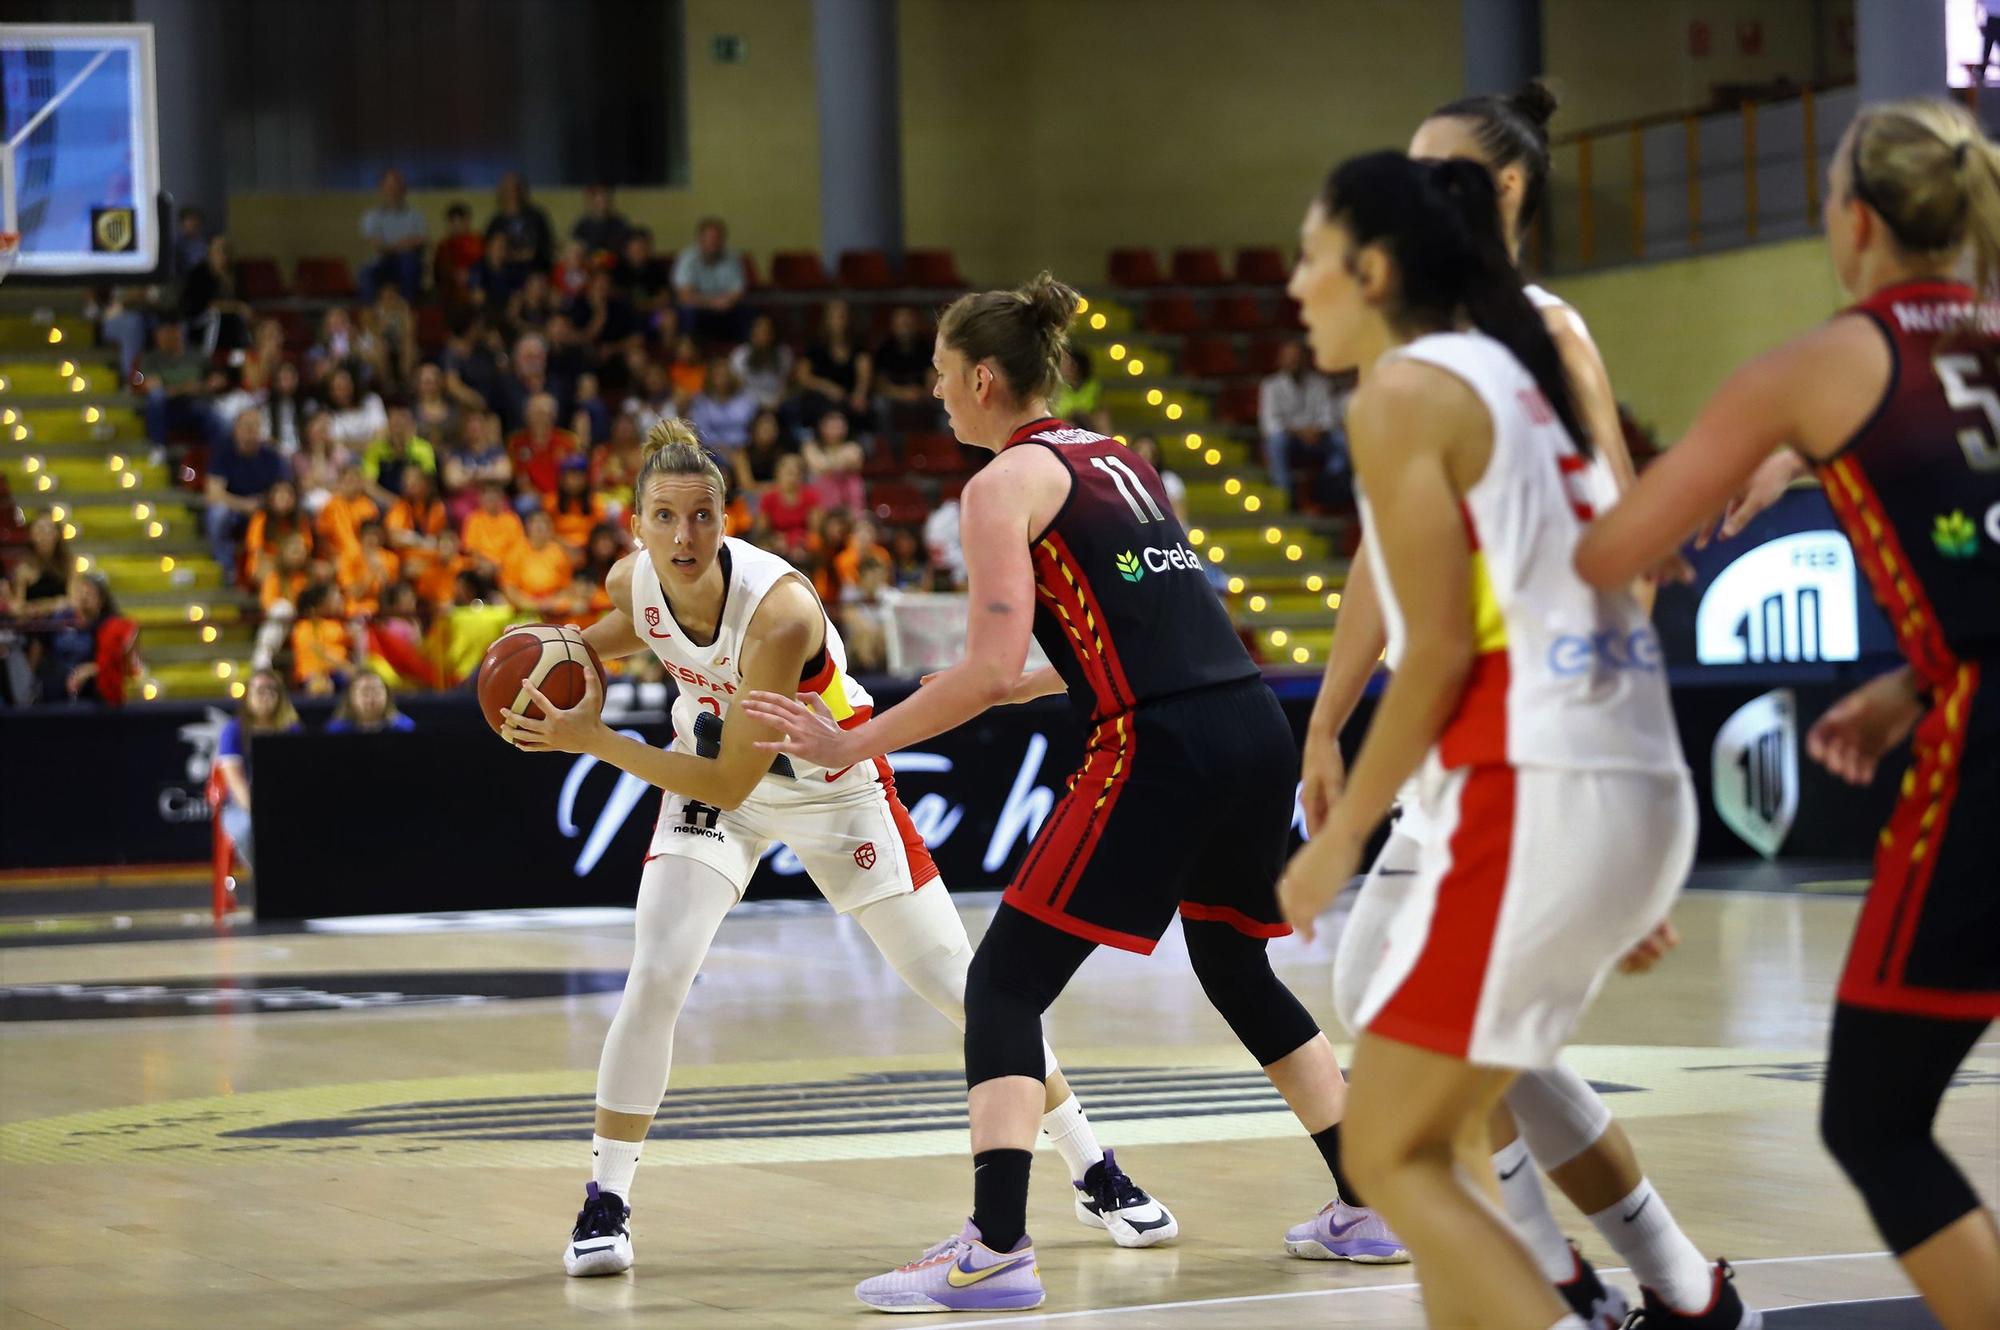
[
  {"xmin": 1007, "ymin": 418, "xmax": 1258, "ymax": 722},
  {"xmin": 1820, "ymin": 280, "xmax": 2000, "ymax": 687}
]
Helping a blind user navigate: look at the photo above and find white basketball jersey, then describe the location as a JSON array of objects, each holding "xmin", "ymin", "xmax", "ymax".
[
  {"xmin": 1358, "ymin": 329, "xmax": 1682, "ymax": 775},
  {"xmin": 628, "ymin": 537, "xmax": 876, "ymax": 785}
]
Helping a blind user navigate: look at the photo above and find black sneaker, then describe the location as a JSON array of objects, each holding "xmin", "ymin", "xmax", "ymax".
[
  {"xmin": 1621, "ymin": 1260, "xmax": 1762, "ymax": 1329},
  {"xmin": 1557, "ymin": 1240, "xmax": 1631, "ymax": 1328},
  {"xmin": 563, "ymin": 1181, "xmax": 634, "ymax": 1277},
  {"xmin": 1073, "ymin": 1149, "xmax": 1179, "ymax": 1248}
]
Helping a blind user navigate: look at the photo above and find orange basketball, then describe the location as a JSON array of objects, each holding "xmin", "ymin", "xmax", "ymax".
[{"xmin": 476, "ymin": 625, "xmax": 603, "ymax": 737}]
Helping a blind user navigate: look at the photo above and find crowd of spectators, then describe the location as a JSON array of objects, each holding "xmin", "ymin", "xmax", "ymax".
[{"xmin": 68, "ymin": 174, "xmax": 1006, "ymax": 697}]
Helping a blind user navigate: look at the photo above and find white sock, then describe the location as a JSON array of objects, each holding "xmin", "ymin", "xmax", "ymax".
[
  {"xmin": 1493, "ymin": 1138, "xmax": 1577, "ymax": 1284},
  {"xmin": 592, "ymin": 1134, "xmax": 645, "ymax": 1205},
  {"xmin": 1040, "ymin": 1094, "xmax": 1104, "ymax": 1184},
  {"xmin": 1586, "ymin": 1179, "xmax": 1713, "ymax": 1314}
]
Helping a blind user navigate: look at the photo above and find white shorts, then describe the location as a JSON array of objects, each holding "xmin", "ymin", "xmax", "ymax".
[
  {"xmin": 646, "ymin": 751, "xmax": 939, "ymax": 913},
  {"xmin": 1341, "ymin": 757, "xmax": 1695, "ymax": 1069}
]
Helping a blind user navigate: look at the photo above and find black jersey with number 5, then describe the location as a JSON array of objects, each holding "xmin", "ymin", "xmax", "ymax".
[{"xmin": 1005, "ymin": 418, "xmax": 1258, "ymax": 723}]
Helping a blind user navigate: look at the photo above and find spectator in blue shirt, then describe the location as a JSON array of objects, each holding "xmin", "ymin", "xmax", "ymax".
[
  {"xmin": 672, "ymin": 216, "xmax": 748, "ymax": 344},
  {"xmin": 359, "ymin": 169, "xmax": 428, "ymax": 303},
  {"xmin": 215, "ymin": 668, "xmax": 302, "ymax": 870},
  {"xmin": 206, "ymin": 408, "xmax": 290, "ymax": 574},
  {"xmin": 326, "ymin": 672, "xmax": 415, "ymax": 734},
  {"xmin": 688, "ymin": 359, "xmax": 759, "ymax": 453}
]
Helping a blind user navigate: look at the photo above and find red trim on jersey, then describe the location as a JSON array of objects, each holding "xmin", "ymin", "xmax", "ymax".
[
  {"xmin": 1437, "ymin": 651, "xmax": 1511, "ymax": 768},
  {"xmin": 1838, "ymin": 664, "xmax": 1998, "ymax": 1019},
  {"xmin": 799, "ymin": 650, "xmax": 838, "ymax": 696},
  {"xmin": 1005, "ymin": 891, "xmax": 1165, "ymax": 953},
  {"xmin": 1035, "ymin": 529, "xmax": 1136, "ymax": 716},
  {"xmin": 1368, "ymin": 765, "xmax": 1518, "ymax": 1058},
  {"xmin": 1177, "ymin": 901, "xmax": 1293, "ymax": 939},
  {"xmin": 871, "ymin": 756, "xmax": 941, "ymax": 889},
  {"xmin": 1822, "ymin": 456, "xmax": 1961, "ymax": 688},
  {"xmin": 1005, "ymin": 416, "xmax": 1067, "ymax": 447},
  {"xmin": 1457, "ymin": 501, "xmax": 1481, "ymax": 550},
  {"xmin": 1003, "ymin": 716, "xmax": 1141, "ymax": 947}
]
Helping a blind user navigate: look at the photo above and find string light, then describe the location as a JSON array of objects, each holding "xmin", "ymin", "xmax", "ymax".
[
  {"xmin": 1164, "ymin": 403, "xmax": 1183, "ymax": 420},
  {"xmin": 230, "ymin": 681, "xmax": 246, "ymax": 699},
  {"xmin": 1145, "ymin": 388, "xmax": 1163, "ymax": 406},
  {"xmin": 1284, "ymin": 543, "xmax": 1304, "ymax": 561},
  {"xmin": 1203, "ymin": 448, "xmax": 1220, "ymax": 465},
  {"xmin": 1126, "ymin": 359, "xmax": 1144, "ymax": 376},
  {"xmin": 46, "ymin": 327, "xmax": 62, "ymax": 344},
  {"xmin": 1108, "ymin": 343, "xmax": 1127, "ymax": 361},
  {"xmin": 1306, "ymin": 574, "xmax": 1324, "ymax": 592},
  {"xmin": 1223, "ymin": 478, "xmax": 1241, "ymax": 495},
  {"xmin": 188, "ymin": 605, "xmax": 205, "ymax": 622},
  {"xmin": 1187, "ymin": 527, "xmax": 1206, "ymax": 545},
  {"xmin": 1207, "ymin": 546, "xmax": 1225, "ymax": 563},
  {"xmin": 1292, "ymin": 646, "xmax": 1310, "ymax": 664},
  {"xmin": 1264, "ymin": 527, "xmax": 1282, "ymax": 544},
  {"xmin": 1243, "ymin": 495, "xmax": 1261, "ymax": 512},
  {"xmin": 1271, "ymin": 630, "xmax": 1290, "ymax": 647},
  {"xmin": 1089, "ymin": 312, "xmax": 1107, "ymax": 330},
  {"xmin": 1249, "ymin": 595, "xmax": 1267, "ymax": 612},
  {"xmin": 1226, "ymin": 577, "xmax": 1245, "ymax": 594}
]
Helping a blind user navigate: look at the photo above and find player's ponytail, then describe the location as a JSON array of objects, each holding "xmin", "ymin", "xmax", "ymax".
[
  {"xmin": 633, "ymin": 417, "xmax": 728, "ymax": 511},
  {"xmin": 1848, "ymin": 98, "xmax": 2000, "ymax": 293},
  {"xmin": 1425, "ymin": 78, "xmax": 1559, "ymax": 233},
  {"xmin": 939, "ymin": 270, "xmax": 1080, "ymax": 405},
  {"xmin": 1320, "ymin": 150, "xmax": 1587, "ymax": 453}
]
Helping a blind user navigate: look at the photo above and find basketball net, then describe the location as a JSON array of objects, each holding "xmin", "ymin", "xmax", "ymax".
[
  {"xmin": 0, "ymin": 233, "xmax": 19, "ymax": 285},
  {"xmin": 882, "ymin": 593, "xmax": 1051, "ymax": 678}
]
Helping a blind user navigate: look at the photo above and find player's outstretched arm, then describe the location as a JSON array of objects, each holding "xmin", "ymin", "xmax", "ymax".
[{"xmin": 580, "ymin": 552, "xmax": 650, "ymax": 662}]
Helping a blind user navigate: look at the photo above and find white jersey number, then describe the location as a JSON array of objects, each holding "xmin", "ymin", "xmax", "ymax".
[
  {"xmin": 1934, "ymin": 354, "xmax": 2000, "ymax": 472},
  {"xmin": 1091, "ymin": 455, "xmax": 1166, "ymax": 523}
]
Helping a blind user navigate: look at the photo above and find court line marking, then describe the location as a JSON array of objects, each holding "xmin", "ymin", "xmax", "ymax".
[{"xmin": 942, "ymin": 1251, "xmax": 1893, "ymax": 1327}]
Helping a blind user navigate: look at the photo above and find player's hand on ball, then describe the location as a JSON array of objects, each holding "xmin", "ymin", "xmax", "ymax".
[
  {"xmin": 1618, "ymin": 917, "xmax": 1681, "ymax": 974},
  {"xmin": 501, "ymin": 654, "xmax": 605, "ymax": 754},
  {"xmin": 1277, "ymin": 821, "xmax": 1362, "ymax": 945},
  {"xmin": 740, "ymin": 690, "xmax": 858, "ymax": 769}
]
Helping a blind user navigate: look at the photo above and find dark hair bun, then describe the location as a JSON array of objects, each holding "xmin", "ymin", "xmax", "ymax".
[
  {"xmin": 1510, "ymin": 79, "xmax": 1559, "ymax": 129},
  {"xmin": 1020, "ymin": 270, "xmax": 1081, "ymax": 334}
]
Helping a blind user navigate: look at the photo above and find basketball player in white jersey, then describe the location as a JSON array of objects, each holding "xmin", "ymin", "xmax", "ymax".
[
  {"xmin": 1294, "ymin": 86, "xmax": 1756, "ymax": 1328},
  {"xmin": 499, "ymin": 420, "xmax": 1175, "ymax": 1278},
  {"xmin": 1273, "ymin": 150, "xmax": 1695, "ymax": 1330}
]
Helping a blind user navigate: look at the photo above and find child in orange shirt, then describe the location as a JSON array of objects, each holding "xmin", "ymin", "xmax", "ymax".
[
  {"xmin": 462, "ymin": 481, "xmax": 527, "ymax": 573},
  {"xmin": 336, "ymin": 521, "xmax": 402, "ymax": 616},
  {"xmin": 290, "ymin": 582, "xmax": 356, "ymax": 695},
  {"xmin": 316, "ymin": 464, "xmax": 381, "ymax": 557},
  {"xmin": 549, "ymin": 459, "xmax": 611, "ymax": 551},
  {"xmin": 500, "ymin": 509, "xmax": 579, "ymax": 615},
  {"xmin": 413, "ymin": 529, "xmax": 472, "ymax": 607}
]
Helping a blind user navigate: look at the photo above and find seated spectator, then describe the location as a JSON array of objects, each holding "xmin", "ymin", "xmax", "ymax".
[
  {"xmin": 206, "ymin": 408, "xmax": 289, "ymax": 574},
  {"xmin": 180, "ymin": 234, "xmax": 251, "ymax": 355},
  {"xmin": 688, "ymin": 359, "xmax": 759, "ymax": 454},
  {"xmin": 579, "ymin": 521, "xmax": 627, "ymax": 591},
  {"xmin": 497, "ymin": 332, "xmax": 566, "ymax": 432},
  {"xmin": 358, "ymin": 168, "xmax": 427, "ymax": 303},
  {"xmin": 553, "ymin": 238, "xmax": 592, "ymax": 300},
  {"xmin": 572, "ymin": 184, "xmax": 631, "ymax": 261},
  {"xmin": 262, "ymin": 360, "xmax": 310, "ymax": 455},
  {"xmin": 793, "ymin": 298, "xmax": 874, "ymax": 439},
  {"xmin": 759, "ymin": 453, "xmax": 820, "ymax": 553},
  {"xmin": 433, "ymin": 202, "xmax": 485, "ymax": 303},
  {"xmin": 1052, "ymin": 347, "xmax": 1101, "ymax": 422},
  {"xmin": 571, "ymin": 370, "xmax": 611, "ymax": 447},
  {"xmin": 174, "ymin": 206, "xmax": 210, "ymax": 276},
  {"xmin": 205, "ymin": 362, "xmax": 262, "ymax": 451},
  {"xmin": 924, "ymin": 496, "xmax": 966, "ymax": 590},
  {"xmin": 733, "ymin": 407, "xmax": 797, "ymax": 494},
  {"xmin": 667, "ymin": 333, "xmax": 707, "ymax": 402},
  {"xmin": 501, "ymin": 509, "xmax": 580, "ymax": 614},
  {"xmin": 839, "ymin": 556, "xmax": 901, "ymax": 674},
  {"xmin": 873, "ymin": 306, "xmax": 937, "ymax": 426},
  {"xmin": 615, "ymin": 227, "xmax": 672, "ymax": 315},
  {"xmin": 463, "ymin": 481, "xmax": 528, "ymax": 574},
  {"xmin": 242, "ymin": 317, "xmax": 288, "ymax": 394},
  {"xmin": 486, "ymin": 171, "xmax": 554, "ymax": 279},
  {"xmin": 590, "ymin": 411, "xmax": 644, "ymax": 505},
  {"xmin": 435, "ymin": 567, "xmax": 517, "ymax": 685},
  {"xmin": 413, "ymin": 528, "xmax": 472, "ymax": 607},
  {"xmin": 215, "ymin": 668, "xmax": 302, "ymax": 868},
  {"xmin": 811, "ymin": 509, "xmax": 855, "ymax": 601},
  {"xmin": 1130, "ymin": 434, "xmax": 1189, "ymax": 527},
  {"xmin": 730, "ymin": 314, "xmax": 795, "ymax": 411},
  {"xmin": 336, "ymin": 520, "xmax": 401, "ymax": 616},
  {"xmin": 441, "ymin": 311, "xmax": 506, "ymax": 411},
  {"xmin": 253, "ymin": 532, "xmax": 313, "ymax": 670},
  {"xmin": 136, "ymin": 321, "xmax": 209, "ymax": 447},
  {"xmin": 508, "ymin": 270, "xmax": 560, "ymax": 334},
  {"xmin": 671, "ymin": 215, "xmax": 747, "ymax": 343},
  {"xmin": 327, "ymin": 672, "xmax": 415, "ymax": 733},
  {"xmin": 323, "ymin": 367, "xmax": 389, "ymax": 451},
  {"xmin": 308, "ymin": 307, "xmax": 384, "ymax": 391},
  {"xmin": 358, "ymin": 581, "xmax": 442, "ymax": 692},
  {"xmin": 0, "ymin": 578, "xmax": 33, "ymax": 705},
  {"xmin": 544, "ymin": 316, "xmax": 592, "ymax": 402},
  {"xmin": 369, "ymin": 286, "xmax": 419, "ymax": 394},
  {"xmin": 507, "ymin": 392, "xmax": 579, "ymax": 502},
  {"xmin": 243, "ymin": 479, "xmax": 313, "ymax": 584},
  {"xmin": 467, "ymin": 230, "xmax": 519, "ymax": 312},
  {"xmin": 887, "ymin": 526, "xmax": 929, "ymax": 590},
  {"xmin": 316, "ymin": 463, "xmax": 382, "ymax": 557},
  {"xmin": 1258, "ymin": 340, "xmax": 1337, "ymax": 501},
  {"xmin": 291, "ymin": 582, "xmax": 356, "ymax": 695},
  {"xmin": 624, "ymin": 360, "xmax": 677, "ymax": 438},
  {"xmin": 569, "ymin": 267, "xmax": 639, "ymax": 349},
  {"xmin": 444, "ymin": 410, "xmax": 514, "ymax": 522},
  {"xmin": 832, "ymin": 514, "xmax": 889, "ymax": 594},
  {"xmin": 87, "ymin": 285, "xmax": 153, "ymax": 379},
  {"xmin": 294, "ymin": 414, "xmax": 350, "ymax": 515},
  {"xmin": 39, "ymin": 572, "xmax": 141, "ymax": 706},
  {"xmin": 411, "ymin": 362, "xmax": 462, "ymax": 452},
  {"xmin": 549, "ymin": 458, "xmax": 611, "ymax": 551},
  {"xmin": 10, "ymin": 515, "xmax": 75, "ymax": 618},
  {"xmin": 386, "ymin": 465, "xmax": 450, "ymax": 570},
  {"xmin": 802, "ymin": 408, "xmax": 866, "ymax": 515},
  {"xmin": 360, "ymin": 401, "xmax": 438, "ymax": 502}
]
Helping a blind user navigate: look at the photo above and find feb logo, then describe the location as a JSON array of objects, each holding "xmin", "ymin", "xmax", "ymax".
[
  {"xmin": 1711, "ymin": 689, "xmax": 1798, "ymax": 858},
  {"xmin": 853, "ymin": 842, "xmax": 877, "ymax": 870},
  {"xmin": 644, "ymin": 606, "xmax": 661, "ymax": 627}
]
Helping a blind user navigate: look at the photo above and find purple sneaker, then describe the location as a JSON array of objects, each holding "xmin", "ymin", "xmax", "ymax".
[
  {"xmin": 855, "ymin": 1222, "xmax": 1044, "ymax": 1314},
  {"xmin": 1283, "ymin": 1199, "xmax": 1410, "ymax": 1264}
]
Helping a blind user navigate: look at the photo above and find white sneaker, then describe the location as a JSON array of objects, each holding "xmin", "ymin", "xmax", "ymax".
[
  {"xmin": 563, "ymin": 1182, "xmax": 634, "ymax": 1276},
  {"xmin": 1073, "ymin": 1149, "xmax": 1179, "ymax": 1248}
]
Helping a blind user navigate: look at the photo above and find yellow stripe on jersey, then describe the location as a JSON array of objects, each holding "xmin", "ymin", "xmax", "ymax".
[
  {"xmin": 818, "ymin": 665, "xmax": 857, "ymax": 723},
  {"xmin": 1468, "ymin": 551, "xmax": 1508, "ymax": 654}
]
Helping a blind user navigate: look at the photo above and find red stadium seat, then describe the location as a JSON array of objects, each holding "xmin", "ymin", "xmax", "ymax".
[
  {"xmin": 868, "ymin": 480, "xmax": 929, "ymax": 526},
  {"xmin": 771, "ymin": 251, "xmax": 831, "ymax": 291},
  {"xmin": 1107, "ymin": 248, "xmax": 1165, "ymax": 287},
  {"xmin": 294, "ymin": 256, "xmax": 357, "ymax": 299},
  {"xmin": 1179, "ymin": 335, "xmax": 1241, "ymax": 379},
  {"xmin": 276, "ymin": 309, "xmax": 313, "ymax": 352},
  {"xmin": 864, "ymin": 440, "xmax": 905, "ymax": 477},
  {"xmin": 838, "ymin": 250, "xmax": 897, "ymax": 289},
  {"xmin": 1218, "ymin": 381, "xmax": 1262, "ymax": 425},
  {"xmin": 233, "ymin": 257, "xmax": 287, "ymax": 302},
  {"xmin": 416, "ymin": 304, "xmax": 449, "ymax": 356},
  {"xmin": 904, "ymin": 431, "xmax": 972, "ymax": 475},
  {"xmin": 904, "ymin": 249, "xmax": 965, "ymax": 288},
  {"xmin": 1212, "ymin": 294, "xmax": 1266, "ymax": 333},
  {"xmin": 1143, "ymin": 295, "xmax": 1201, "ymax": 335},
  {"xmin": 1234, "ymin": 246, "xmax": 1290, "ymax": 285},
  {"xmin": 1170, "ymin": 247, "xmax": 1228, "ymax": 286},
  {"xmin": 739, "ymin": 252, "xmax": 766, "ymax": 291},
  {"xmin": 1273, "ymin": 297, "xmax": 1303, "ymax": 330}
]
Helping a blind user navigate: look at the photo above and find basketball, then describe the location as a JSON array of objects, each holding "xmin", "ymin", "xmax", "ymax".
[{"xmin": 476, "ymin": 624, "xmax": 602, "ymax": 737}]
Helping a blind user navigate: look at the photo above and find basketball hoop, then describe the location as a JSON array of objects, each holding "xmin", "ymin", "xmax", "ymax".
[{"xmin": 0, "ymin": 234, "xmax": 19, "ymax": 284}]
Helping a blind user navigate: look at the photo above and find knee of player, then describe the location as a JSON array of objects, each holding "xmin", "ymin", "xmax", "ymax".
[
  {"xmin": 623, "ymin": 953, "xmax": 702, "ymax": 1003},
  {"xmin": 1344, "ymin": 1094, "xmax": 1449, "ymax": 1185}
]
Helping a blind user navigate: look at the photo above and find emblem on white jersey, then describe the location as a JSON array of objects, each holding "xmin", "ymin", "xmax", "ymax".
[
  {"xmin": 1711, "ymin": 689, "xmax": 1798, "ymax": 859},
  {"xmin": 1696, "ymin": 531, "xmax": 1860, "ymax": 665}
]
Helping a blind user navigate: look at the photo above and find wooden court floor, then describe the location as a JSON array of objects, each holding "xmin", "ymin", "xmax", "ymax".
[{"xmin": 0, "ymin": 875, "xmax": 1992, "ymax": 1328}]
